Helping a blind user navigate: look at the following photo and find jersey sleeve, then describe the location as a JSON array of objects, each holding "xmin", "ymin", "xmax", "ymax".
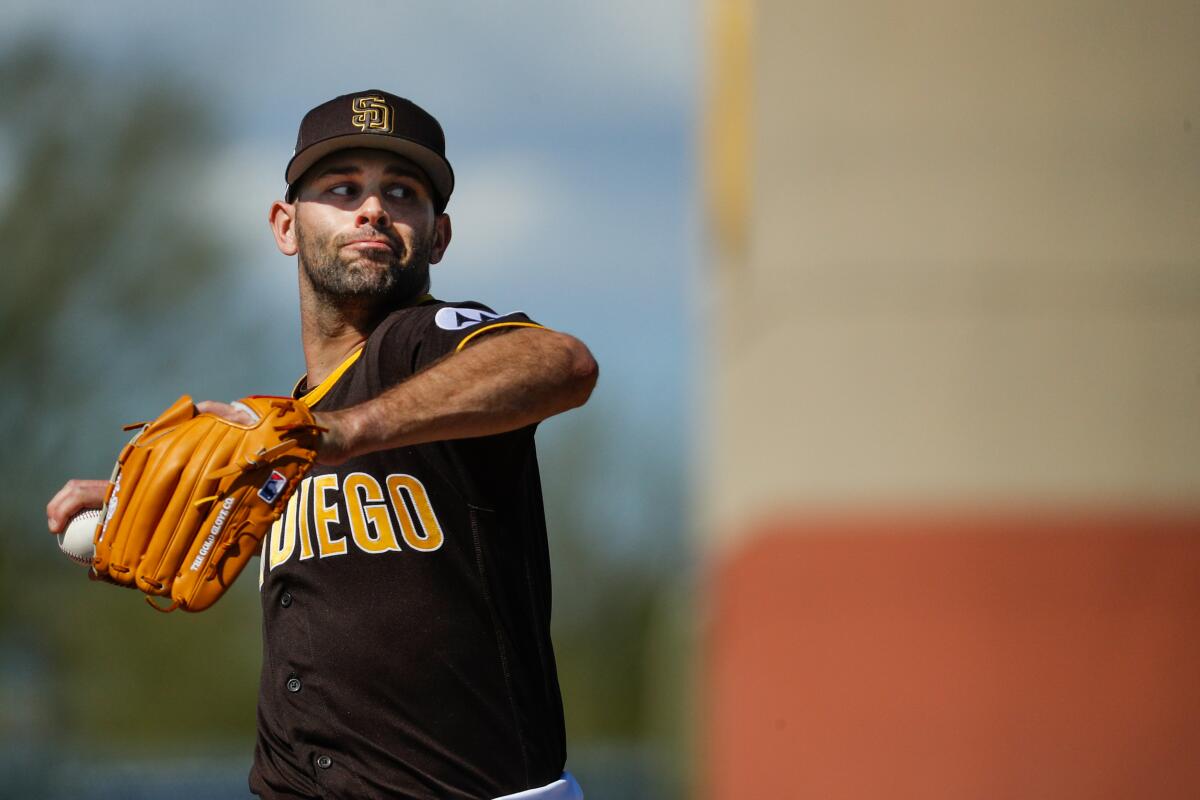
[{"xmin": 373, "ymin": 300, "xmax": 544, "ymax": 386}]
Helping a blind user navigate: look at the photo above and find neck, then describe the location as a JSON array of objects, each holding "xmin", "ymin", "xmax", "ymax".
[{"xmin": 297, "ymin": 276, "xmax": 398, "ymax": 390}]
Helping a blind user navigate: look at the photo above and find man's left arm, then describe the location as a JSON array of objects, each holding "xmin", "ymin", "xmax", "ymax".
[{"xmin": 316, "ymin": 327, "xmax": 597, "ymax": 465}]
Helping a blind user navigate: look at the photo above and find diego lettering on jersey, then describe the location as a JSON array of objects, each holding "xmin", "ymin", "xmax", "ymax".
[{"xmin": 262, "ymin": 472, "xmax": 445, "ymax": 572}]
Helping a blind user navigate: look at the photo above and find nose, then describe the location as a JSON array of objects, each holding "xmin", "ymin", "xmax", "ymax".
[{"xmin": 355, "ymin": 192, "xmax": 389, "ymax": 228}]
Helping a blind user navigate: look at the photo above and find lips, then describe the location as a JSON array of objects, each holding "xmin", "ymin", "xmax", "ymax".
[{"xmin": 342, "ymin": 237, "xmax": 397, "ymax": 255}]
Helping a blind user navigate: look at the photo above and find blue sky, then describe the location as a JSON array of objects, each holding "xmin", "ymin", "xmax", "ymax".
[{"xmin": 4, "ymin": 0, "xmax": 699, "ymax": 558}]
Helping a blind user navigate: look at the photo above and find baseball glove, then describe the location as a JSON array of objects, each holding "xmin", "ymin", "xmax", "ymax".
[{"xmin": 92, "ymin": 395, "xmax": 323, "ymax": 612}]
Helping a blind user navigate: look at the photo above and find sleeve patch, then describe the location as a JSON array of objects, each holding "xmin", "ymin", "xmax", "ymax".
[{"xmin": 434, "ymin": 306, "xmax": 503, "ymax": 331}]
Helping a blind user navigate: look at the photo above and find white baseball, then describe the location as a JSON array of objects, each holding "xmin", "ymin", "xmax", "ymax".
[{"xmin": 59, "ymin": 509, "xmax": 101, "ymax": 566}]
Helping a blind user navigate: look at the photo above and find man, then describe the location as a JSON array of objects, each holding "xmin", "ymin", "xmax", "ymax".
[{"xmin": 46, "ymin": 90, "xmax": 596, "ymax": 800}]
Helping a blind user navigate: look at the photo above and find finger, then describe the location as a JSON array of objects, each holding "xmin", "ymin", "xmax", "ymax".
[
  {"xmin": 195, "ymin": 400, "xmax": 235, "ymax": 416},
  {"xmin": 47, "ymin": 482, "xmax": 100, "ymax": 533},
  {"xmin": 46, "ymin": 482, "xmax": 75, "ymax": 527},
  {"xmin": 47, "ymin": 482, "xmax": 79, "ymax": 533},
  {"xmin": 196, "ymin": 400, "xmax": 256, "ymax": 425},
  {"xmin": 47, "ymin": 479, "xmax": 108, "ymax": 533}
]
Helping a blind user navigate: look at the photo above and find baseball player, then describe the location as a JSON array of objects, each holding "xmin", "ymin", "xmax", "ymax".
[{"xmin": 46, "ymin": 90, "xmax": 596, "ymax": 800}]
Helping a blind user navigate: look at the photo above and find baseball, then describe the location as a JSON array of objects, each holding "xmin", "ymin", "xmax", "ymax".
[{"xmin": 59, "ymin": 508, "xmax": 101, "ymax": 566}]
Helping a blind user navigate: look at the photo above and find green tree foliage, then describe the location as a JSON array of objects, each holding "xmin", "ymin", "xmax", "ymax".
[
  {"xmin": 0, "ymin": 38, "xmax": 228, "ymax": 547},
  {"xmin": 0, "ymin": 40, "xmax": 258, "ymax": 762}
]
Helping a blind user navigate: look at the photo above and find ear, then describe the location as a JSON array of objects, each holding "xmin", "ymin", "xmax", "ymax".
[
  {"xmin": 429, "ymin": 213, "xmax": 452, "ymax": 265},
  {"xmin": 269, "ymin": 200, "xmax": 299, "ymax": 256}
]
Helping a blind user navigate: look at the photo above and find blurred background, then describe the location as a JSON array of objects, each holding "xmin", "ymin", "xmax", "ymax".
[{"xmin": 3, "ymin": 1, "xmax": 1199, "ymax": 799}]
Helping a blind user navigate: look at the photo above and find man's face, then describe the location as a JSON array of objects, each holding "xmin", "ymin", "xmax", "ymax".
[{"xmin": 292, "ymin": 149, "xmax": 443, "ymax": 307}]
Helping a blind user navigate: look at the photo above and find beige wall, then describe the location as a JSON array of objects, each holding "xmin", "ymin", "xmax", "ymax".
[{"xmin": 705, "ymin": 0, "xmax": 1200, "ymax": 539}]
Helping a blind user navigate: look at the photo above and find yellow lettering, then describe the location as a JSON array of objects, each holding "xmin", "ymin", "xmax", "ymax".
[
  {"xmin": 296, "ymin": 475, "xmax": 315, "ymax": 560},
  {"xmin": 269, "ymin": 489, "xmax": 299, "ymax": 569},
  {"xmin": 312, "ymin": 473, "xmax": 347, "ymax": 557},
  {"xmin": 386, "ymin": 474, "xmax": 444, "ymax": 552},
  {"xmin": 345, "ymin": 473, "xmax": 401, "ymax": 554},
  {"xmin": 259, "ymin": 528, "xmax": 269, "ymax": 588}
]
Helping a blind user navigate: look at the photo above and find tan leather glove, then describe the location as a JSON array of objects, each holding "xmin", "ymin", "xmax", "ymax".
[{"xmin": 92, "ymin": 395, "xmax": 322, "ymax": 612}]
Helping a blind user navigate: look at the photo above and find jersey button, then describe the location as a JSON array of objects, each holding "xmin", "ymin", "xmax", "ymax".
[
  {"xmin": 315, "ymin": 755, "xmax": 333, "ymax": 770},
  {"xmin": 280, "ymin": 591, "xmax": 293, "ymax": 608},
  {"xmin": 286, "ymin": 677, "xmax": 302, "ymax": 693}
]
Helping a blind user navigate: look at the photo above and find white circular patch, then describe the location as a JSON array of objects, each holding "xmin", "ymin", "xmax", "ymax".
[{"xmin": 435, "ymin": 307, "xmax": 501, "ymax": 331}]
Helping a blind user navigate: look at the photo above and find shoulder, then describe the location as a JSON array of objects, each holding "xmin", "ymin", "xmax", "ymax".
[
  {"xmin": 366, "ymin": 296, "xmax": 541, "ymax": 380},
  {"xmin": 373, "ymin": 298, "xmax": 500, "ymax": 336},
  {"xmin": 374, "ymin": 297, "xmax": 539, "ymax": 345}
]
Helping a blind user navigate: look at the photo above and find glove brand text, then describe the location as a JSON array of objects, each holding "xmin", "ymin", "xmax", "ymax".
[{"xmin": 191, "ymin": 496, "xmax": 236, "ymax": 572}]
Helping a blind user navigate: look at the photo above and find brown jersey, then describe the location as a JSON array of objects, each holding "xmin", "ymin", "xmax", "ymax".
[{"xmin": 248, "ymin": 297, "xmax": 566, "ymax": 800}]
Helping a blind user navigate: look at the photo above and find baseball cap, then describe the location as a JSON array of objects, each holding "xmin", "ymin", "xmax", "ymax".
[{"xmin": 284, "ymin": 90, "xmax": 454, "ymax": 210}]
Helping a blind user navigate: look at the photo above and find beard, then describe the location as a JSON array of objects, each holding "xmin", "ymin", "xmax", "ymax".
[{"xmin": 296, "ymin": 220, "xmax": 433, "ymax": 309}]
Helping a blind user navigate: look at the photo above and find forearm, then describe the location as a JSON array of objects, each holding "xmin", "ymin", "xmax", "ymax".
[{"xmin": 315, "ymin": 328, "xmax": 597, "ymax": 463}]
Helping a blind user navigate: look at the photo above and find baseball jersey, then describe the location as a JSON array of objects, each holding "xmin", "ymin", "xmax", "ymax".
[{"xmin": 248, "ymin": 296, "xmax": 567, "ymax": 800}]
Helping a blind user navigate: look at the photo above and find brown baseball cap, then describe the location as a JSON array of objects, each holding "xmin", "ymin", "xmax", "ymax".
[{"xmin": 284, "ymin": 90, "xmax": 455, "ymax": 210}]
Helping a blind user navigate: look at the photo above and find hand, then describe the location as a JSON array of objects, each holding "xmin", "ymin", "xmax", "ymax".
[
  {"xmin": 78, "ymin": 394, "xmax": 321, "ymax": 610},
  {"xmin": 46, "ymin": 400, "xmax": 250, "ymax": 533},
  {"xmin": 312, "ymin": 410, "xmax": 357, "ymax": 466},
  {"xmin": 195, "ymin": 400, "xmax": 257, "ymax": 426},
  {"xmin": 201, "ymin": 399, "xmax": 354, "ymax": 466},
  {"xmin": 46, "ymin": 479, "xmax": 108, "ymax": 534}
]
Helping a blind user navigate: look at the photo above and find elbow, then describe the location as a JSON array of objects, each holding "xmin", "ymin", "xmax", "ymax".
[{"xmin": 558, "ymin": 333, "xmax": 599, "ymax": 409}]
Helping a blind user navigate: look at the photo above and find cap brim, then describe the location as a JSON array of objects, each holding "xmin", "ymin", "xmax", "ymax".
[{"xmin": 285, "ymin": 133, "xmax": 454, "ymax": 202}]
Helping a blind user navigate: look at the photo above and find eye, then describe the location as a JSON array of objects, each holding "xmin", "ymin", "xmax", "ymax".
[
  {"xmin": 386, "ymin": 185, "xmax": 413, "ymax": 200},
  {"xmin": 328, "ymin": 184, "xmax": 357, "ymax": 197}
]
